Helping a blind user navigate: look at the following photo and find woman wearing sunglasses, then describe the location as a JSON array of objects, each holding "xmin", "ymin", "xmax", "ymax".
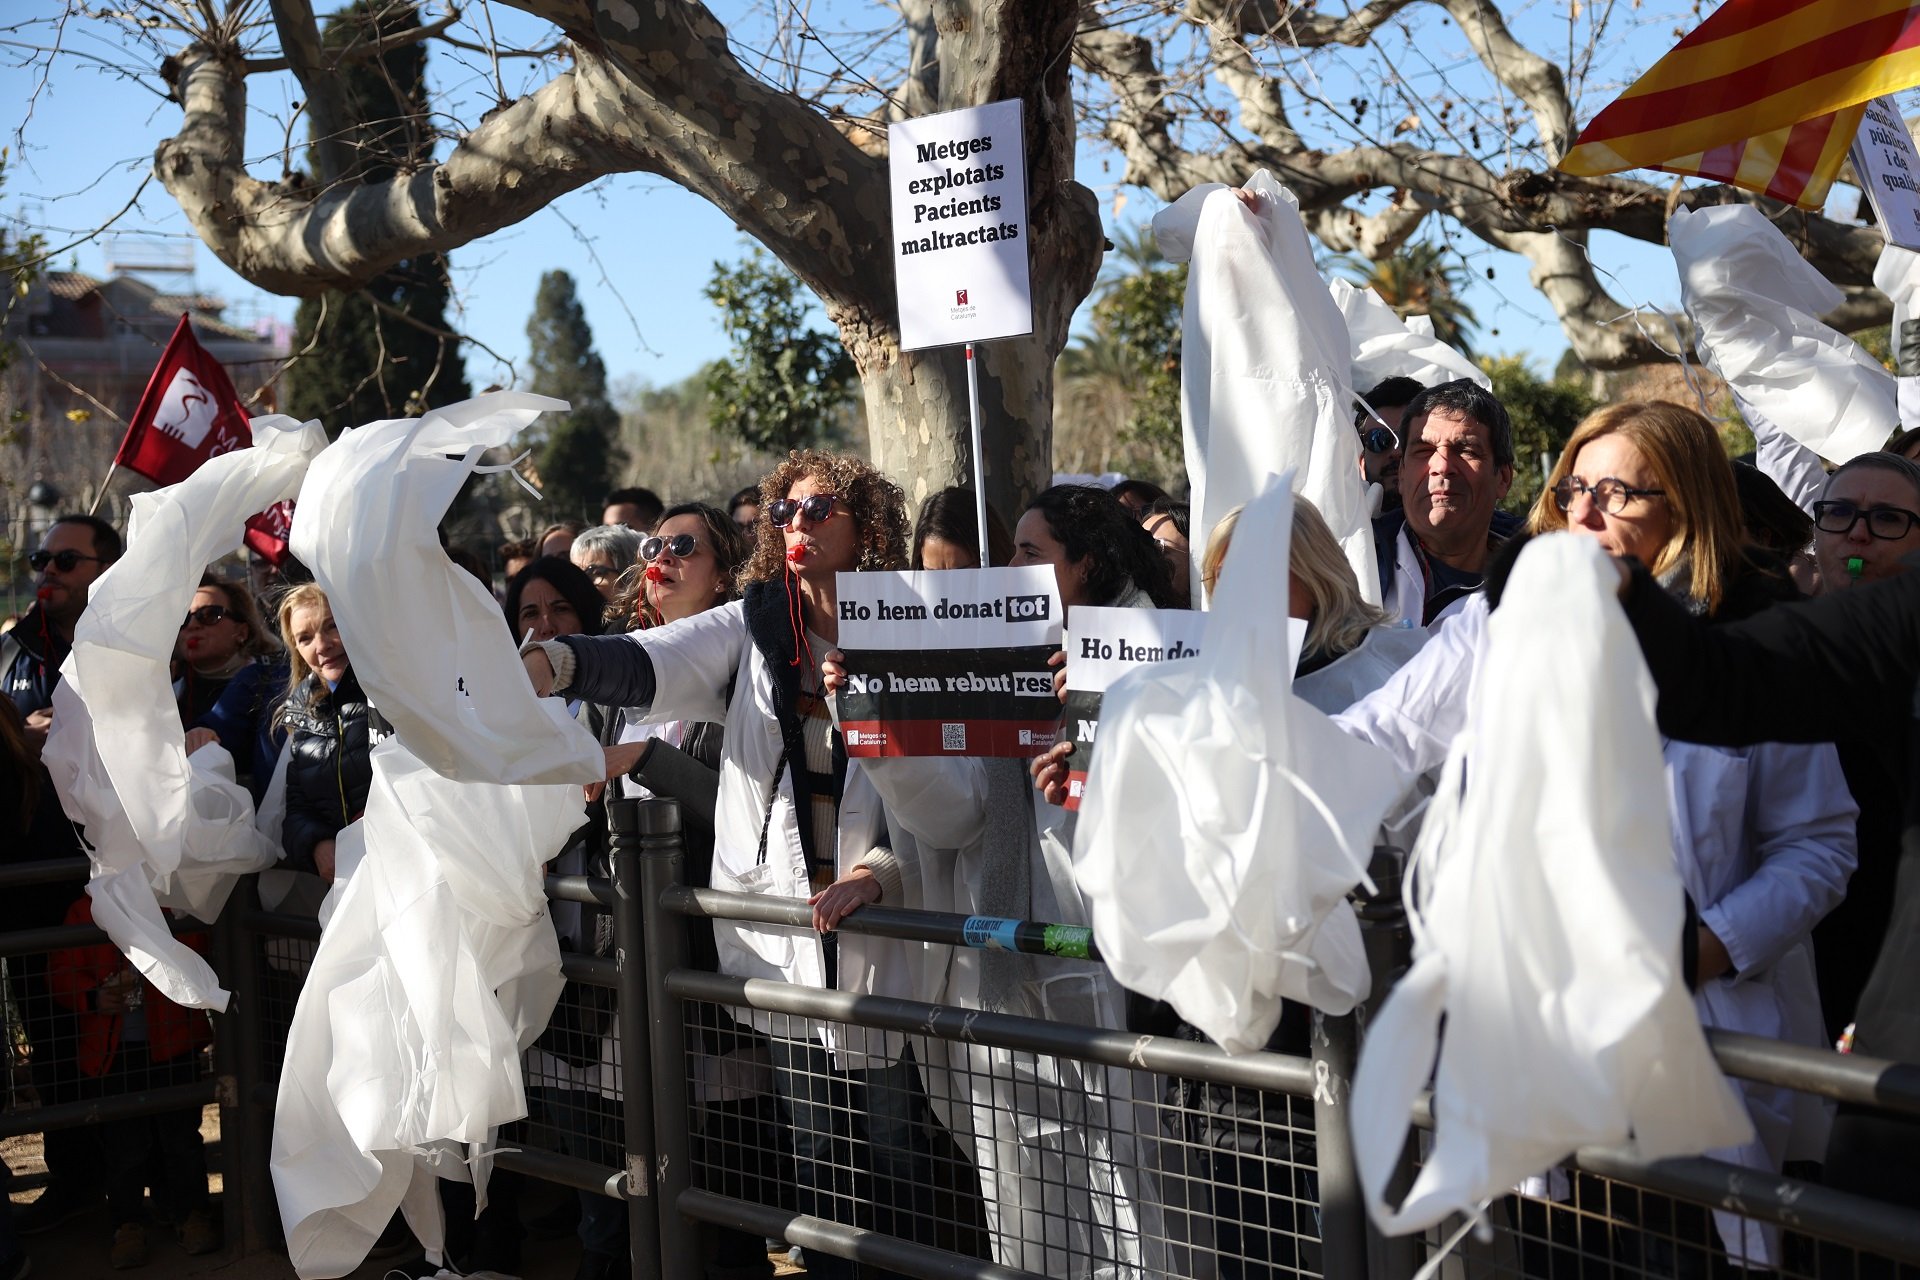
[
  {"xmin": 175, "ymin": 575, "xmax": 284, "ymax": 798},
  {"xmin": 523, "ymin": 451, "xmax": 984, "ymax": 1280},
  {"xmin": 1339, "ymin": 401, "xmax": 1857, "ymax": 1270}
]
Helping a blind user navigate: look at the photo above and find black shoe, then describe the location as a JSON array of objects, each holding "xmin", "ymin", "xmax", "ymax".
[{"xmin": 13, "ymin": 1191, "xmax": 90, "ymax": 1237}]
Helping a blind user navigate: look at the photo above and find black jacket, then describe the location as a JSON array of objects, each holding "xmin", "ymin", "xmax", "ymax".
[
  {"xmin": 1, "ymin": 607, "xmax": 65, "ymax": 718},
  {"xmin": 1623, "ymin": 563, "xmax": 1920, "ymax": 1202},
  {"xmin": 279, "ymin": 669, "xmax": 389, "ymax": 874}
]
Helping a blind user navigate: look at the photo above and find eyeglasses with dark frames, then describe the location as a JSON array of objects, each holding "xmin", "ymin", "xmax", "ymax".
[
  {"xmin": 767, "ymin": 495, "xmax": 839, "ymax": 529},
  {"xmin": 1813, "ymin": 499, "xmax": 1920, "ymax": 540},
  {"xmin": 1552, "ymin": 475, "xmax": 1667, "ymax": 515}
]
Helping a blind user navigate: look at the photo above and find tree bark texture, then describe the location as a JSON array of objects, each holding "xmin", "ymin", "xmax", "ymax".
[{"xmin": 152, "ymin": 0, "xmax": 1100, "ymax": 516}]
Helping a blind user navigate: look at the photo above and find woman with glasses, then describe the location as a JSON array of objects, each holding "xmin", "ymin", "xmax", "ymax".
[
  {"xmin": 569, "ymin": 524, "xmax": 643, "ymax": 613},
  {"xmin": 522, "ymin": 451, "xmax": 984, "ymax": 1280},
  {"xmin": 1340, "ymin": 401, "xmax": 1857, "ymax": 1271},
  {"xmin": 176, "ymin": 574, "xmax": 284, "ymax": 798},
  {"xmin": 1809, "ymin": 452, "xmax": 1920, "ymax": 592}
]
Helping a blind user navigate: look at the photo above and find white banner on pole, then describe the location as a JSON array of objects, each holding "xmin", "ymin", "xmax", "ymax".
[
  {"xmin": 890, "ymin": 99, "xmax": 1034, "ymax": 351},
  {"xmin": 1852, "ymin": 96, "xmax": 1920, "ymax": 252}
]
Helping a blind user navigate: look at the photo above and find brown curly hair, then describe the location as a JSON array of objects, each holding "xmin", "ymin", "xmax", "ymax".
[{"xmin": 740, "ymin": 450, "xmax": 910, "ymax": 584}]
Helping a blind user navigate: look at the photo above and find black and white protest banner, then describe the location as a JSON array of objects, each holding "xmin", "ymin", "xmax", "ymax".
[
  {"xmin": 1060, "ymin": 606, "xmax": 1209, "ymax": 811},
  {"xmin": 1852, "ymin": 96, "xmax": 1920, "ymax": 252},
  {"xmin": 890, "ymin": 99, "xmax": 1033, "ymax": 565},
  {"xmin": 835, "ymin": 566, "xmax": 1060, "ymax": 758}
]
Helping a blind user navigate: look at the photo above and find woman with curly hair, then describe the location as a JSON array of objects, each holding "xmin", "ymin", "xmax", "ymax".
[{"xmin": 522, "ymin": 450, "xmax": 983, "ymax": 1280}]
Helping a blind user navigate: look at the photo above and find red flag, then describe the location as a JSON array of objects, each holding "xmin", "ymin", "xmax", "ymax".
[
  {"xmin": 115, "ymin": 314, "xmax": 253, "ymax": 486},
  {"xmin": 244, "ymin": 500, "xmax": 295, "ymax": 567}
]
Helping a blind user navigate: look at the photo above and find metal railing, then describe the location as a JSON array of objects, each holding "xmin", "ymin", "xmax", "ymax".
[{"xmin": 10, "ymin": 801, "xmax": 1920, "ymax": 1280}]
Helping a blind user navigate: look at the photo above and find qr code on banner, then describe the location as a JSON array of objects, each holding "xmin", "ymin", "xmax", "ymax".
[{"xmin": 942, "ymin": 723, "xmax": 967, "ymax": 751}]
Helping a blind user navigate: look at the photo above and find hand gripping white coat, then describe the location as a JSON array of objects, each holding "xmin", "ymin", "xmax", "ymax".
[
  {"xmin": 1073, "ymin": 476, "xmax": 1406, "ymax": 1053},
  {"xmin": 1349, "ymin": 535, "xmax": 1753, "ymax": 1237},
  {"xmin": 271, "ymin": 392, "xmax": 603, "ymax": 1278},
  {"xmin": 1153, "ymin": 171, "xmax": 1379, "ymax": 607},
  {"xmin": 1671, "ymin": 203, "xmax": 1895, "ymax": 466},
  {"xmin": 43, "ymin": 414, "xmax": 328, "ymax": 1011}
]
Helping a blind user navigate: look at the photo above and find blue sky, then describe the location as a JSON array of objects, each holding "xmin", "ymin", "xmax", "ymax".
[{"xmin": 0, "ymin": 3, "xmax": 1872, "ymax": 402}]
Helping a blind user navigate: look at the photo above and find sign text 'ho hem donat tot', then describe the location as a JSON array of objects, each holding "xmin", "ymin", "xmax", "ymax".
[{"xmin": 835, "ymin": 566, "xmax": 1061, "ymax": 758}]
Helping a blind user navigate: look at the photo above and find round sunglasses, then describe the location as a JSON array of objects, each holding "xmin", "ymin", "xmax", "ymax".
[
  {"xmin": 766, "ymin": 495, "xmax": 839, "ymax": 528},
  {"xmin": 640, "ymin": 533, "xmax": 699, "ymax": 562}
]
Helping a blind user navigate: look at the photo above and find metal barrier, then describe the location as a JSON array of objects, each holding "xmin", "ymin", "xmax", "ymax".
[{"xmin": 12, "ymin": 803, "xmax": 1920, "ymax": 1280}]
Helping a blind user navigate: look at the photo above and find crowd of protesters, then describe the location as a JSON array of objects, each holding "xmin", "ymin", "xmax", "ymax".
[{"xmin": 6, "ymin": 372, "xmax": 1920, "ymax": 1280}]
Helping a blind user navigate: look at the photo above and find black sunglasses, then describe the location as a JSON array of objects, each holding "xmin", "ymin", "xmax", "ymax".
[
  {"xmin": 640, "ymin": 533, "xmax": 698, "ymax": 562},
  {"xmin": 1813, "ymin": 499, "xmax": 1920, "ymax": 540},
  {"xmin": 1359, "ymin": 425, "xmax": 1400, "ymax": 455},
  {"xmin": 180, "ymin": 605, "xmax": 232, "ymax": 629},
  {"xmin": 29, "ymin": 549, "xmax": 104, "ymax": 573},
  {"xmin": 767, "ymin": 495, "xmax": 839, "ymax": 529}
]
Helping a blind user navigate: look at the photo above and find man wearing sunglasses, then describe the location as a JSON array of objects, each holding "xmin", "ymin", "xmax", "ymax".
[
  {"xmin": 1354, "ymin": 375, "xmax": 1424, "ymax": 512},
  {"xmin": 4, "ymin": 515, "xmax": 122, "ymax": 759}
]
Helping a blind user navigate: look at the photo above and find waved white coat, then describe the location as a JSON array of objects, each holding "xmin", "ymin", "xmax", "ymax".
[
  {"xmin": 1073, "ymin": 477, "xmax": 1405, "ymax": 1053},
  {"xmin": 270, "ymin": 394, "xmax": 601, "ymax": 1278},
  {"xmin": 1348, "ymin": 536, "xmax": 1755, "ymax": 1236},
  {"xmin": 43, "ymin": 414, "xmax": 326, "ymax": 1011},
  {"xmin": 1331, "ymin": 279, "xmax": 1489, "ymax": 393},
  {"xmin": 1672, "ymin": 204, "xmax": 1894, "ymax": 466},
  {"xmin": 1154, "ymin": 172, "xmax": 1379, "ymax": 608}
]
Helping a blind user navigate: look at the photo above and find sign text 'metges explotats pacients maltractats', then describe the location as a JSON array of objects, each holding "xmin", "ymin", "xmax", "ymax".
[
  {"xmin": 835, "ymin": 566, "xmax": 1062, "ymax": 758},
  {"xmin": 1059, "ymin": 607, "xmax": 1209, "ymax": 812},
  {"xmin": 889, "ymin": 99, "xmax": 1034, "ymax": 351}
]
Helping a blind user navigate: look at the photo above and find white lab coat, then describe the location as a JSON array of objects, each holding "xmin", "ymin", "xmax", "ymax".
[
  {"xmin": 1339, "ymin": 594, "xmax": 1856, "ymax": 1263},
  {"xmin": 614, "ymin": 599, "xmax": 984, "ymax": 1066},
  {"xmin": 1293, "ymin": 624, "xmax": 1431, "ymax": 716}
]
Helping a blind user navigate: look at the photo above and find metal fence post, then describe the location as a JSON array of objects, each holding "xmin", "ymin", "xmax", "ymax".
[
  {"xmin": 218, "ymin": 875, "xmax": 275, "ymax": 1255},
  {"xmin": 1359, "ymin": 846, "xmax": 1420, "ymax": 1280},
  {"xmin": 634, "ymin": 798, "xmax": 702, "ymax": 1271},
  {"xmin": 1312, "ymin": 1008, "xmax": 1371, "ymax": 1280},
  {"xmin": 210, "ymin": 891, "xmax": 248, "ymax": 1258},
  {"xmin": 607, "ymin": 798, "xmax": 665, "ymax": 1279}
]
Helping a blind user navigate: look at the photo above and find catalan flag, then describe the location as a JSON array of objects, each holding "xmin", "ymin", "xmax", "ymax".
[{"xmin": 1561, "ymin": 0, "xmax": 1920, "ymax": 210}]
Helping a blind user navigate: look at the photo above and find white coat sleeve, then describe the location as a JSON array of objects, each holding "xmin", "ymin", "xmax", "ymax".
[
  {"xmin": 621, "ymin": 602, "xmax": 749, "ymax": 727},
  {"xmin": 1333, "ymin": 602, "xmax": 1484, "ymax": 778},
  {"xmin": 1745, "ymin": 402, "xmax": 1827, "ymax": 513},
  {"xmin": 1700, "ymin": 741, "xmax": 1858, "ymax": 981},
  {"xmin": 830, "ymin": 698, "xmax": 990, "ymax": 851}
]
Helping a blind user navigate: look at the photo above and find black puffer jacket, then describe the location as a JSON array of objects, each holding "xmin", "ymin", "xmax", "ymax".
[{"xmin": 279, "ymin": 669, "xmax": 389, "ymax": 874}]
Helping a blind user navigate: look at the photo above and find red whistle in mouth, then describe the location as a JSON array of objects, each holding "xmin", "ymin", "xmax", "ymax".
[
  {"xmin": 786, "ymin": 545, "xmax": 810, "ymax": 565},
  {"xmin": 35, "ymin": 586, "xmax": 53, "ymax": 602},
  {"xmin": 644, "ymin": 565, "xmax": 667, "ymax": 584},
  {"xmin": 185, "ymin": 638, "xmax": 201, "ymax": 650}
]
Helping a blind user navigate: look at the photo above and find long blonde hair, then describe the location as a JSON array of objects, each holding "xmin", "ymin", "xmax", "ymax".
[
  {"xmin": 276, "ymin": 583, "xmax": 334, "ymax": 710},
  {"xmin": 1528, "ymin": 401, "xmax": 1745, "ymax": 615},
  {"xmin": 1200, "ymin": 497, "xmax": 1388, "ymax": 659}
]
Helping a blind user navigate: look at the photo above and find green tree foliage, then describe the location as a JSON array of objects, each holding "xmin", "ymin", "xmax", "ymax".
[
  {"xmin": 1481, "ymin": 355, "xmax": 1600, "ymax": 516},
  {"xmin": 527, "ymin": 269, "xmax": 624, "ymax": 521},
  {"xmin": 1055, "ymin": 225, "xmax": 1187, "ymax": 484},
  {"xmin": 283, "ymin": 0, "xmax": 467, "ymax": 432},
  {"xmin": 703, "ymin": 248, "xmax": 857, "ymax": 453}
]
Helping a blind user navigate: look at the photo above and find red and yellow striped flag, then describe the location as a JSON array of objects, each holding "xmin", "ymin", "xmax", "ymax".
[{"xmin": 1561, "ymin": 0, "xmax": 1920, "ymax": 210}]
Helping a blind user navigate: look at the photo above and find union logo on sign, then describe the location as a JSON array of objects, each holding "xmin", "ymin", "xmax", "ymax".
[{"xmin": 955, "ymin": 289, "xmax": 968, "ymax": 305}]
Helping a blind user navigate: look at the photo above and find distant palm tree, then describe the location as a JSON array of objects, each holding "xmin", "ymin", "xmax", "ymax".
[{"xmin": 1339, "ymin": 241, "xmax": 1479, "ymax": 355}]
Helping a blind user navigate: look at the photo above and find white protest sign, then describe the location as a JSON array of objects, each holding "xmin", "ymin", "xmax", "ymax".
[
  {"xmin": 890, "ymin": 99, "xmax": 1033, "ymax": 351},
  {"xmin": 1853, "ymin": 96, "xmax": 1920, "ymax": 251},
  {"xmin": 1061, "ymin": 607, "xmax": 1210, "ymax": 811},
  {"xmin": 835, "ymin": 565, "xmax": 1062, "ymax": 757}
]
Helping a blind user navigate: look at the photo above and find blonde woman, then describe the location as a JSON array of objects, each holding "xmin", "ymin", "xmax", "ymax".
[{"xmin": 275, "ymin": 585, "xmax": 388, "ymax": 882}]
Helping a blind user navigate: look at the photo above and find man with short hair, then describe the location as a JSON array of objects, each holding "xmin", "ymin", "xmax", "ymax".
[
  {"xmin": 5, "ymin": 514, "xmax": 122, "ymax": 758},
  {"xmin": 1, "ymin": 513, "xmax": 120, "ymax": 1237},
  {"xmin": 1372, "ymin": 379, "xmax": 1521, "ymax": 628},
  {"xmin": 601, "ymin": 486, "xmax": 663, "ymax": 532},
  {"xmin": 1355, "ymin": 376, "xmax": 1425, "ymax": 511}
]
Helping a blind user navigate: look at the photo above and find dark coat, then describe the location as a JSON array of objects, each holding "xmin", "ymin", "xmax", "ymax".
[
  {"xmin": 1, "ymin": 606, "xmax": 64, "ymax": 719},
  {"xmin": 278, "ymin": 669, "xmax": 389, "ymax": 874}
]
